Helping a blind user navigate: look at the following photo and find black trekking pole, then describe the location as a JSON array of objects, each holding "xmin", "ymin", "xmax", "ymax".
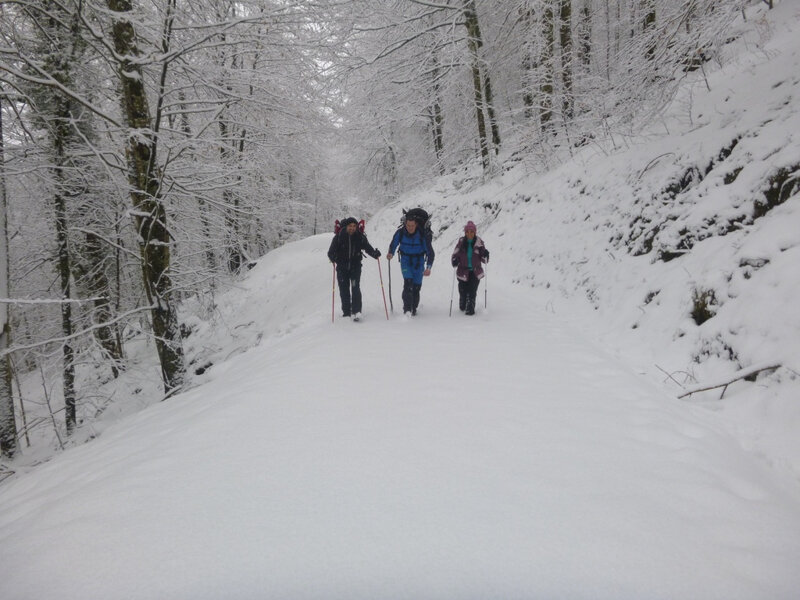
[
  {"xmin": 331, "ymin": 263, "xmax": 336, "ymax": 323},
  {"xmin": 483, "ymin": 263, "xmax": 488, "ymax": 309},
  {"xmin": 388, "ymin": 258, "xmax": 394, "ymax": 313},
  {"xmin": 449, "ymin": 267, "xmax": 456, "ymax": 317}
]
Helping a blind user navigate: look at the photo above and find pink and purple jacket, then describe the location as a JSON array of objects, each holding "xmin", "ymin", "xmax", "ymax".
[{"xmin": 451, "ymin": 236, "xmax": 488, "ymax": 282}]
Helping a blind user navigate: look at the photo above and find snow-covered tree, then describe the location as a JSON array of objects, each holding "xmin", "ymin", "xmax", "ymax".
[{"xmin": 0, "ymin": 93, "xmax": 15, "ymax": 458}]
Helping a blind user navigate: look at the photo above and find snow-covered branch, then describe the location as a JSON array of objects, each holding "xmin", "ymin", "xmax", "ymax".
[{"xmin": 678, "ymin": 363, "xmax": 782, "ymax": 399}]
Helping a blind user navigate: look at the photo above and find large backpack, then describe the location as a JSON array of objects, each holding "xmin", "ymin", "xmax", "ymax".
[
  {"xmin": 399, "ymin": 208, "xmax": 433, "ymax": 244},
  {"xmin": 334, "ymin": 217, "xmax": 365, "ymax": 234}
]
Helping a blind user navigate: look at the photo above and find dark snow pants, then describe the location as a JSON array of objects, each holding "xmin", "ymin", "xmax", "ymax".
[
  {"xmin": 402, "ymin": 279, "xmax": 422, "ymax": 314},
  {"xmin": 400, "ymin": 253, "xmax": 425, "ymax": 314},
  {"xmin": 458, "ymin": 271, "xmax": 480, "ymax": 313},
  {"xmin": 336, "ymin": 263, "xmax": 362, "ymax": 316}
]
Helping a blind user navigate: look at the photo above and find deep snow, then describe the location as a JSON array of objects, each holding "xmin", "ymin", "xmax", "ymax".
[
  {"xmin": 2, "ymin": 2, "xmax": 800, "ymax": 598},
  {"xmin": 1, "ymin": 232, "xmax": 800, "ymax": 599}
]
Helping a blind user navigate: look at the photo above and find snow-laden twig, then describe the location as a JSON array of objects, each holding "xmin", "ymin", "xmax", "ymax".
[
  {"xmin": 39, "ymin": 363, "xmax": 64, "ymax": 451},
  {"xmin": 0, "ymin": 305, "xmax": 155, "ymax": 359},
  {"xmin": 678, "ymin": 363, "xmax": 782, "ymax": 399},
  {"xmin": 0, "ymin": 297, "xmax": 104, "ymax": 305},
  {"xmin": 655, "ymin": 364, "xmax": 690, "ymax": 390},
  {"xmin": 637, "ymin": 153, "xmax": 675, "ymax": 179}
]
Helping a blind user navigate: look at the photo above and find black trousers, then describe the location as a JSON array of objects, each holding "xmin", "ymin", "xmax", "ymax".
[
  {"xmin": 458, "ymin": 271, "xmax": 480, "ymax": 311},
  {"xmin": 402, "ymin": 279, "xmax": 422, "ymax": 313},
  {"xmin": 336, "ymin": 263, "xmax": 362, "ymax": 315}
]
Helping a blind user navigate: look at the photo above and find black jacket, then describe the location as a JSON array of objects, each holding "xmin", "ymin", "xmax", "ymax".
[{"xmin": 328, "ymin": 230, "xmax": 380, "ymax": 267}]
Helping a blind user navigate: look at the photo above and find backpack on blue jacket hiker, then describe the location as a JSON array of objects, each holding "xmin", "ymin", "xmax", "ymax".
[{"xmin": 397, "ymin": 208, "xmax": 433, "ymax": 249}]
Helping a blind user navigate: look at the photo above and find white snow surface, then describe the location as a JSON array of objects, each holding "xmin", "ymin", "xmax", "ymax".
[
  {"xmin": 1, "ymin": 231, "xmax": 799, "ymax": 598},
  {"xmin": 3, "ymin": 3, "xmax": 800, "ymax": 598}
]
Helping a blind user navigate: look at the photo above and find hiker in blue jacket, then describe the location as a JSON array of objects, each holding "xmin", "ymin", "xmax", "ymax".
[{"xmin": 386, "ymin": 214, "xmax": 434, "ymax": 316}]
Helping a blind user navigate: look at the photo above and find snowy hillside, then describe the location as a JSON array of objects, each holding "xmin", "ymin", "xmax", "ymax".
[
  {"xmin": 364, "ymin": 0, "xmax": 800, "ymax": 485},
  {"xmin": 1, "ymin": 231, "xmax": 800, "ymax": 599}
]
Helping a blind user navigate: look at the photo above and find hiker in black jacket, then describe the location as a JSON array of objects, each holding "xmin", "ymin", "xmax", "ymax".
[{"xmin": 328, "ymin": 217, "xmax": 381, "ymax": 319}]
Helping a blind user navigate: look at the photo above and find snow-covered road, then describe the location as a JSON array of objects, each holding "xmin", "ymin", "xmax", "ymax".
[{"xmin": 1, "ymin": 234, "xmax": 798, "ymax": 599}]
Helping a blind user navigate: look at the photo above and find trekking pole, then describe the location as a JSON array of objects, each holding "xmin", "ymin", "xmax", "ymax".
[
  {"xmin": 449, "ymin": 267, "xmax": 456, "ymax": 317},
  {"xmin": 377, "ymin": 259, "xmax": 389, "ymax": 320},
  {"xmin": 483, "ymin": 263, "xmax": 488, "ymax": 309},
  {"xmin": 331, "ymin": 263, "xmax": 336, "ymax": 323},
  {"xmin": 387, "ymin": 259, "xmax": 394, "ymax": 313}
]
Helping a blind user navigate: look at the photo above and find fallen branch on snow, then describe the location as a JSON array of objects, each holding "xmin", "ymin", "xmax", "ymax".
[{"xmin": 678, "ymin": 362, "xmax": 782, "ymax": 399}]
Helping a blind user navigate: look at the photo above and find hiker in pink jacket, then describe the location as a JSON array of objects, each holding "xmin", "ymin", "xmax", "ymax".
[{"xmin": 450, "ymin": 221, "xmax": 489, "ymax": 315}]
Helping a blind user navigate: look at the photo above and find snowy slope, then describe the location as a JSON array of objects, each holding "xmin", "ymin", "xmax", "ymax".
[
  {"xmin": 365, "ymin": 0, "xmax": 800, "ymax": 485},
  {"xmin": 1, "ymin": 232, "xmax": 799, "ymax": 599}
]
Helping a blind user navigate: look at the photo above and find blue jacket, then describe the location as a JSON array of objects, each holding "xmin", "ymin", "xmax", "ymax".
[{"xmin": 388, "ymin": 227, "xmax": 435, "ymax": 270}]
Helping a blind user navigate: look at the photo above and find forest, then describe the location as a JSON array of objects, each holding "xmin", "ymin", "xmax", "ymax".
[{"xmin": 0, "ymin": 1, "xmax": 768, "ymax": 458}]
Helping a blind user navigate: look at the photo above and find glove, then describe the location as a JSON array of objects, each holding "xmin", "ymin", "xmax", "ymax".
[
  {"xmin": 483, "ymin": 250, "xmax": 490, "ymax": 262},
  {"xmin": 372, "ymin": 248, "xmax": 381, "ymax": 259},
  {"xmin": 451, "ymin": 256, "xmax": 458, "ymax": 267}
]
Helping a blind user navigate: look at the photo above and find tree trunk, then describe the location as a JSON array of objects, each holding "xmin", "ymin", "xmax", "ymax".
[
  {"xmin": 540, "ymin": 2, "xmax": 556, "ymax": 132},
  {"xmin": 604, "ymin": 0, "xmax": 612, "ymax": 81},
  {"xmin": 520, "ymin": 6, "xmax": 536, "ymax": 120},
  {"xmin": 28, "ymin": 0, "xmax": 83, "ymax": 434},
  {"xmin": 53, "ymin": 185, "xmax": 78, "ymax": 435},
  {"xmin": 470, "ymin": 59, "xmax": 490, "ymax": 169},
  {"xmin": 429, "ymin": 60, "xmax": 445, "ymax": 175},
  {"xmin": 84, "ymin": 232, "xmax": 123, "ymax": 376},
  {"xmin": 68, "ymin": 218, "xmax": 125, "ymax": 378},
  {"xmin": 463, "ymin": 0, "xmax": 491, "ymax": 170},
  {"xmin": 224, "ymin": 189, "xmax": 242, "ymax": 274},
  {"xmin": 559, "ymin": 0, "xmax": 574, "ymax": 120},
  {"xmin": 49, "ymin": 35, "xmax": 78, "ymax": 433},
  {"xmin": 53, "ymin": 97, "xmax": 77, "ymax": 435},
  {"xmin": 217, "ymin": 118, "xmax": 243, "ymax": 273},
  {"xmin": 642, "ymin": 0, "xmax": 657, "ymax": 60},
  {"xmin": 0, "ymin": 94, "xmax": 17, "ymax": 458},
  {"xmin": 482, "ymin": 66, "xmax": 501, "ymax": 151},
  {"xmin": 431, "ymin": 101, "xmax": 445, "ymax": 176},
  {"xmin": 578, "ymin": 1, "xmax": 592, "ymax": 73},
  {"xmin": 107, "ymin": 0, "xmax": 184, "ymax": 394}
]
